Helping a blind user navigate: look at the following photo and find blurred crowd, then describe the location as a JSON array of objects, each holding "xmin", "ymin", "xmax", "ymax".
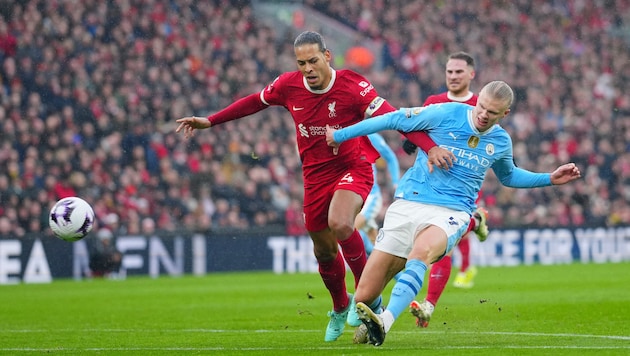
[{"xmin": 0, "ymin": 0, "xmax": 628, "ymax": 239}]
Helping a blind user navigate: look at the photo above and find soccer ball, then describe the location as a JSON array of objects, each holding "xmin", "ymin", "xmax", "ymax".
[{"xmin": 49, "ymin": 197, "xmax": 95, "ymax": 242}]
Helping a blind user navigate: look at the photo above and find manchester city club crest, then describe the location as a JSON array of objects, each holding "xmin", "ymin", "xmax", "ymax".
[{"xmin": 486, "ymin": 143, "xmax": 495, "ymax": 155}]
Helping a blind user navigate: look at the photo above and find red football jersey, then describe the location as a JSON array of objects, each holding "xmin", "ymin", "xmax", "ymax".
[
  {"xmin": 423, "ymin": 91, "xmax": 477, "ymax": 106},
  {"xmin": 261, "ymin": 69, "xmax": 393, "ymax": 178}
]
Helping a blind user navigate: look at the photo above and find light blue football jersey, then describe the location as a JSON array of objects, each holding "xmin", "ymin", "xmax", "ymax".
[{"xmin": 334, "ymin": 102, "xmax": 551, "ymax": 214}]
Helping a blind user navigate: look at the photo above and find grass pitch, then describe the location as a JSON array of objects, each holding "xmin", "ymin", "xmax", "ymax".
[{"xmin": 1, "ymin": 262, "xmax": 628, "ymax": 355}]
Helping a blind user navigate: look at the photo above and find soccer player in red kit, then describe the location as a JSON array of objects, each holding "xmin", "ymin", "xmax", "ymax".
[
  {"xmin": 406, "ymin": 52, "xmax": 489, "ymax": 328},
  {"xmin": 175, "ymin": 31, "xmax": 453, "ymax": 342}
]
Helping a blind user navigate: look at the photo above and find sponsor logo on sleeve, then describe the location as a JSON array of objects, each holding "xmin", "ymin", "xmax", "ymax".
[
  {"xmin": 359, "ymin": 81, "xmax": 374, "ymax": 96},
  {"xmin": 365, "ymin": 97, "xmax": 384, "ymax": 116}
]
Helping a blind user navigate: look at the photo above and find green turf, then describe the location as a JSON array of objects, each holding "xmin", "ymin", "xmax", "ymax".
[{"xmin": 1, "ymin": 263, "xmax": 628, "ymax": 355}]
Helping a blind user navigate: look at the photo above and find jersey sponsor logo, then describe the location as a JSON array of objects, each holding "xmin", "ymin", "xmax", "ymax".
[
  {"xmin": 293, "ymin": 106, "xmax": 305, "ymax": 111},
  {"xmin": 300, "ymin": 124, "xmax": 340, "ymax": 138},
  {"xmin": 359, "ymin": 83, "xmax": 374, "ymax": 97},
  {"xmin": 328, "ymin": 101, "xmax": 337, "ymax": 118},
  {"xmin": 441, "ymin": 144, "xmax": 491, "ymax": 170},
  {"xmin": 467, "ymin": 136, "xmax": 479, "ymax": 148},
  {"xmin": 366, "ymin": 97, "xmax": 384, "ymax": 116},
  {"xmin": 298, "ymin": 123, "xmax": 309, "ymax": 137},
  {"xmin": 486, "ymin": 143, "xmax": 495, "ymax": 155}
]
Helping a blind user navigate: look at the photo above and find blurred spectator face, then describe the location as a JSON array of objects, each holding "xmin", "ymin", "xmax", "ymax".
[
  {"xmin": 0, "ymin": 216, "xmax": 11, "ymax": 235},
  {"xmin": 445, "ymin": 58, "xmax": 475, "ymax": 96},
  {"xmin": 141, "ymin": 217, "xmax": 155, "ymax": 235}
]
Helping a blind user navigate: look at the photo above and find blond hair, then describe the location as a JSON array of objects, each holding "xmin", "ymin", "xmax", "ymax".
[{"xmin": 480, "ymin": 81, "xmax": 514, "ymax": 108}]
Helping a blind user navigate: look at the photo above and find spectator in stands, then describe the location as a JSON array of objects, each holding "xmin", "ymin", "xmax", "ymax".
[
  {"xmin": 89, "ymin": 228, "xmax": 123, "ymax": 279},
  {"xmin": 0, "ymin": 0, "xmax": 627, "ymax": 242}
]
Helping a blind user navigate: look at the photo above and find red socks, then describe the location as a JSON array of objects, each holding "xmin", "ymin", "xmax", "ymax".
[
  {"xmin": 338, "ymin": 229, "xmax": 367, "ymax": 288},
  {"xmin": 458, "ymin": 237, "xmax": 471, "ymax": 272},
  {"xmin": 425, "ymin": 255, "xmax": 452, "ymax": 306},
  {"xmin": 319, "ymin": 230, "xmax": 367, "ymax": 312},
  {"xmin": 318, "ymin": 252, "xmax": 349, "ymax": 312}
]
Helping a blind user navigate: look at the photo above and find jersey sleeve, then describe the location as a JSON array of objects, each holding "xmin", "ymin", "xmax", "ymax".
[
  {"xmin": 333, "ymin": 103, "xmax": 458, "ymax": 143},
  {"xmin": 402, "ymin": 131, "xmax": 437, "ymax": 153},
  {"xmin": 208, "ymin": 93, "xmax": 268, "ymax": 126},
  {"xmin": 366, "ymin": 97, "xmax": 397, "ymax": 117},
  {"xmin": 492, "ymin": 135, "xmax": 552, "ymax": 188},
  {"xmin": 259, "ymin": 75, "xmax": 286, "ymax": 106},
  {"xmin": 493, "ymin": 159, "xmax": 552, "ymax": 188},
  {"xmin": 334, "ymin": 108, "xmax": 412, "ymax": 143}
]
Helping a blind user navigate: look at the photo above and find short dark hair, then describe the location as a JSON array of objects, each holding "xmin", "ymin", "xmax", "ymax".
[
  {"xmin": 294, "ymin": 31, "xmax": 327, "ymax": 52},
  {"xmin": 448, "ymin": 51, "xmax": 475, "ymax": 68}
]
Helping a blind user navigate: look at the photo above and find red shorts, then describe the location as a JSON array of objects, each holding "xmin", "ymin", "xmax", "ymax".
[{"xmin": 302, "ymin": 161, "xmax": 374, "ymax": 232}]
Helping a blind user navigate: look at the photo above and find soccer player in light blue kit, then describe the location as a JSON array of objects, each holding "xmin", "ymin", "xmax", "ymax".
[
  {"xmin": 356, "ymin": 133, "xmax": 400, "ymax": 256},
  {"xmin": 325, "ymin": 81, "xmax": 581, "ymax": 346}
]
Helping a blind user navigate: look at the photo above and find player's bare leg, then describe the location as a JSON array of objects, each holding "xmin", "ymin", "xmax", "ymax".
[{"xmin": 354, "ymin": 250, "xmax": 405, "ymax": 306}]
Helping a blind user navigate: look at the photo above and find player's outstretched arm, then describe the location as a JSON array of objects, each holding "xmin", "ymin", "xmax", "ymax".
[
  {"xmin": 550, "ymin": 163, "xmax": 581, "ymax": 185},
  {"xmin": 175, "ymin": 116, "xmax": 212, "ymax": 138}
]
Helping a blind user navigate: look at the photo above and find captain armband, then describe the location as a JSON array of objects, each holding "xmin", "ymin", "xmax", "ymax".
[{"xmin": 365, "ymin": 96, "xmax": 385, "ymax": 117}]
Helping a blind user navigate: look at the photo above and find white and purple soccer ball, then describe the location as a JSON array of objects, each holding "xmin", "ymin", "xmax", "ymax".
[{"xmin": 49, "ymin": 197, "xmax": 95, "ymax": 242}]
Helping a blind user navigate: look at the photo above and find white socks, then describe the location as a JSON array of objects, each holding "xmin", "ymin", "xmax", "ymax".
[{"xmin": 381, "ymin": 310, "xmax": 395, "ymax": 333}]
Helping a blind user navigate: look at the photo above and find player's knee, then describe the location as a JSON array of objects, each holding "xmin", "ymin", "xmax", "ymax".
[
  {"xmin": 409, "ymin": 246, "xmax": 436, "ymax": 265},
  {"xmin": 314, "ymin": 249, "xmax": 338, "ymax": 263},
  {"xmin": 312, "ymin": 240, "xmax": 339, "ymax": 262},
  {"xmin": 328, "ymin": 217, "xmax": 354, "ymax": 240}
]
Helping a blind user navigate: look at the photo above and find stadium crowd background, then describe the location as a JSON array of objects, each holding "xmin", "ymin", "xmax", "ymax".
[{"xmin": 0, "ymin": 0, "xmax": 629, "ymax": 238}]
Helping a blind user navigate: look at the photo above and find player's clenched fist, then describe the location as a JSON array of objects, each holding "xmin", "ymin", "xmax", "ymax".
[{"xmin": 175, "ymin": 116, "xmax": 212, "ymax": 138}]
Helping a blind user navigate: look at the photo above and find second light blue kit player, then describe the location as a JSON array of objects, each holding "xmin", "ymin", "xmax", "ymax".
[
  {"xmin": 356, "ymin": 133, "xmax": 400, "ymax": 255},
  {"xmin": 325, "ymin": 81, "xmax": 582, "ymax": 346}
]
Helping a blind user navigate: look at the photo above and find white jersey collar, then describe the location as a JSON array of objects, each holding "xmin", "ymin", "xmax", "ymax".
[
  {"xmin": 447, "ymin": 91, "xmax": 474, "ymax": 103},
  {"xmin": 303, "ymin": 68, "xmax": 336, "ymax": 94}
]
